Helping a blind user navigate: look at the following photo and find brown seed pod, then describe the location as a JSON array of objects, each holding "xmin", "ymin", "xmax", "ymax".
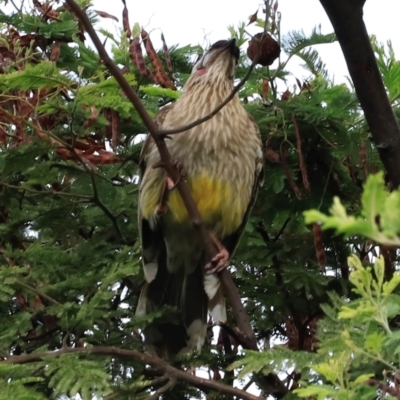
[{"xmin": 247, "ymin": 32, "xmax": 280, "ymax": 66}]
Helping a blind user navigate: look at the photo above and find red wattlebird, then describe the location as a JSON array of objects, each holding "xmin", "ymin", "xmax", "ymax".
[{"xmin": 136, "ymin": 39, "xmax": 263, "ymax": 355}]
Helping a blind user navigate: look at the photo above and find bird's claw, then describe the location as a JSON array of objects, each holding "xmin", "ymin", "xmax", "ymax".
[
  {"xmin": 172, "ymin": 159, "xmax": 186, "ymax": 178},
  {"xmin": 152, "ymin": 159, "xmax": 185, "ymax": 190},
  {"xmin": 205, "ymin": 237, "xmax": 229, "ymax": 274},
  {"xmin": 155, "ymin": 177, "xmax": 175, "ymax": 215},
  {"xmin": 167, "ymin": 160, "xmax": 186, "ymax": 190}
]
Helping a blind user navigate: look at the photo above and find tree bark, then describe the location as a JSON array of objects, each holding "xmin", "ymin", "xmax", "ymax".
[{"xmin": 320, "ymin": 0, "xmax": 400, "ymax": 188}]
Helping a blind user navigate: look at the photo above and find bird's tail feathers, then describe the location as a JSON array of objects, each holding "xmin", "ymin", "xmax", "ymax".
[
  {"xmin": 204, "ymin": 273, "xmax": 226, "ymax": 323},
  {"xmin": 137, "ymin": 251, "xmax": 226, "ymax": 354}
]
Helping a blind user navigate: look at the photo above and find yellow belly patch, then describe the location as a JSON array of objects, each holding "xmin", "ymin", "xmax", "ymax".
[{"xmin": 141, "ymin": 172, "xmax": 246, "ymax": 236}]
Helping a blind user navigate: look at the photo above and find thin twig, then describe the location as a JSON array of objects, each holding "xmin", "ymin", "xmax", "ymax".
[
  {"xmin": 22, "ymin": 326, "xmax": 61, "ymax": 342},
  {"xmin": 291, "ymin": 115, "xmax": 310, "ymax": 194},
  {"xmin": 144, "ymin": 377, "xmax": 177, "ymax": 400},
  {"xmin": 64, "ymin": 0, "xmax": 215, "ymax": 255},
  {"xmin": 1, "ymin": 182, "xmax": 93, "ymax": 200},
  {"xmin": 16, "ymin": 281, "xmax": 61, "ymax": 306},
  {"xmin": 1, "ymin": 346, "xmax": 264, "ymax": 400},
  {"xmin": 273, "ymin": 217, "xmax": 291, "ymax": 242},
  {"xmin": 89, "ymin": 171, "xmax": 126, "ymax": 243}
]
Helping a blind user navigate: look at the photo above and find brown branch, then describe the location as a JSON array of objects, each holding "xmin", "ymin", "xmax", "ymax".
[
  {"xmin": 1, "ymin": 346, "xmax": 264, "ymax": 400},
  {"xmin": 320, "ymin": 0, "xmax": 400, "ymax": 189},
  {"xmin": 291, "ymin": 115, "xmax": 310, "ymax": 194},
  {"xmin": 1, "ymin": 182, "xmax": 93, "ymax": 200},
  {"xmin": 220, "ymin": 321, "xmax": 256, "ymax": 350},
  {"xmin": 64, "ymin": 0, "xmax": 260, "ymax": 353}
]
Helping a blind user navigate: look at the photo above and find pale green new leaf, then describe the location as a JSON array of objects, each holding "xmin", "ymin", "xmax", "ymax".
[
  {"xmin": 304, "ymin": 198, "xmax": 374, "ymax": 237},
  {"xmin": 304, "ymin": 173, "xmax": 400, "ymax": 245},
  {"xmin": 361, "ymin": 171, "xmax": 387, "ymax": 221},
  {"xmin": 352, "ymin": 374, "xmax": 374, "ymax": 385},
  {"xmin": 338, "ymin": 304, "xmax": 376, "ymax": 320},
  {"xmin": 140, "ymin": 86, "xmax": 181, "ymax": 100},
  {"xmin": 295, "ymin": 385, "xmax": 338, "ymax": 399},
  {"xmin": 383, "ymin": 274, "xmax": 400, "ymax": 296},
  {"xmin": 364, "ymin": 331, "xmax": 385, "ymax": 354},
  {"xmin": 381, "ymin": 191, "xmax": 400, "ymax": 238},
  {"xmin": 373, "ymin": 255, "xmax": 385, "ymax": 292}
]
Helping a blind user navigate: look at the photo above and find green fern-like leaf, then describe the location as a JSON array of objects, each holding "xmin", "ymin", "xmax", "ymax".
[
  {"xmin": 297, "ymin": 47, "xmax": 329, "ymax": 78},
  {"xmin": 281, "ymin": 26, "xmax": 336, "ymax": 55},
  {"xmin": 45, "ymin": 355, "xmax": 112, "ymax": 399},
  {"xmin": 3, "ymin": 62, "xmax": 75, "ymax": 91}
]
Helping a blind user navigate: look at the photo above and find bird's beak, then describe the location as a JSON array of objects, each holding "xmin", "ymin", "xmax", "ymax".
[{"xmin": 223, "ymin": 38, "xmax": 237, "ymax": 55}]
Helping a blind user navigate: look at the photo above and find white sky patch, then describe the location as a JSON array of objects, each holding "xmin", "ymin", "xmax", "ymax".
[{"xmin": 89, "ymin": 0, "xmax": 400, "ymax": 84}]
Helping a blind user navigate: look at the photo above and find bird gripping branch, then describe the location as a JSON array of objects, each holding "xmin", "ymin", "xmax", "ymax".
[{"xmin": 137, "ymin": 38, "xmax": 264, "ymax": 355}]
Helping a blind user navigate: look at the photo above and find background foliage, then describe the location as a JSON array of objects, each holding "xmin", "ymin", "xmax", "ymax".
[{"xmin": 1, "ymin": 0, "xmax": 400, "ymax": 399}]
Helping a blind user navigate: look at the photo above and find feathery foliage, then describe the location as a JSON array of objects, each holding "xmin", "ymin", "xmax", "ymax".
[{"xmin": 1, "ymin": 0, "xmax": 400, "ymax": 399}]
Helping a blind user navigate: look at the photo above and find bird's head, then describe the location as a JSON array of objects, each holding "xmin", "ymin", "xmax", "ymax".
[{"xmin": 188, "ymin": 39, "xmax": 240, "ymax": 86}]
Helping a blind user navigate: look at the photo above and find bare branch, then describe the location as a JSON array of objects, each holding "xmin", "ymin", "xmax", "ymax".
[
  {"xmin": 1, "ymin": 346, "xmax": 264, "ymax": 400},
  {"xmin": 1, "ymin": 182, "xmax": 93, "ymax": 200}
]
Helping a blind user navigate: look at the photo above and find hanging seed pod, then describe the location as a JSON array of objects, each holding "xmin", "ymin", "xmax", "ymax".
[{"xmin": 247, "ymin": 32, "xmax": 280, "ymax": 66}]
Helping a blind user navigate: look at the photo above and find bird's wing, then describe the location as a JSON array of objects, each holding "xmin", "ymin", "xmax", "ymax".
[
  {"xmin": 137, "ymin": 103, "xmax": 209, "ymax": 353},
  {"xmin": 137, "ymin": 103, "xmax": 175, "ymax": 285},
  {"xmin": 138, "ymin": 103, "xmax": 174, "ymax": 178},
  {"xmin": 222, "ymin": 116, "xmax": 264, "ymax": 257}
]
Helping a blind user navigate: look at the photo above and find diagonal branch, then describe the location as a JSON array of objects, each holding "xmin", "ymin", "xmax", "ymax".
[
  {"xmin": 320, "ymin": 0, "xmax": 400, "ymax": 189},
  {"xmin": 1, "ymin": 346, "xmax": 264, "ymax": 400}
]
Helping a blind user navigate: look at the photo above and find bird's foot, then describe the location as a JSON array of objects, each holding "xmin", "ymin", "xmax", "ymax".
[
  {"xmin": 165, "ymin": 159, "xmax": 186, "ymax": 190},
  {"xmin": 205, "ymin": 236, "xmax": 230, "ymax": 274},
  {"xmin": 152, "ymin": 159, "xmax": 185, "ymax": 190},
  {"xmin": 155, "ymin": 177, "xmax": 173, "ymax": 215}
]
